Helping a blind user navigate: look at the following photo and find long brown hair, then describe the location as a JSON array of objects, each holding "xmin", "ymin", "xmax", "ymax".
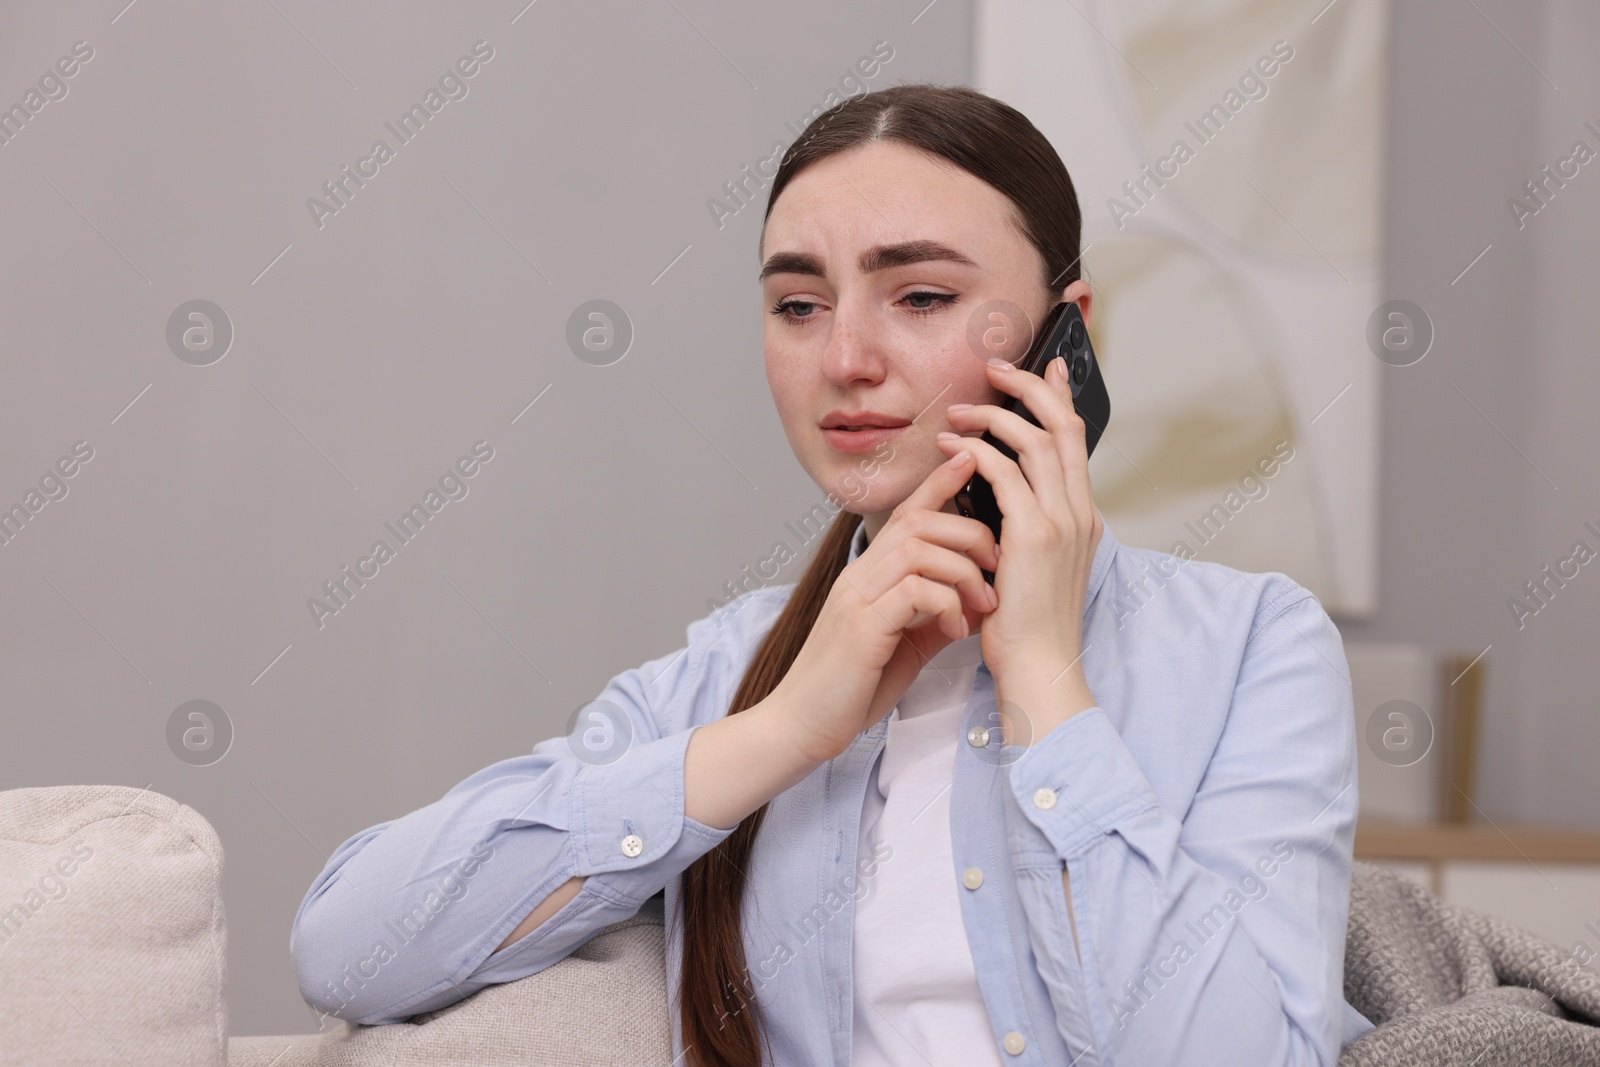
[{"xmin": 676, "ymin": 82, "xmax": 1085, "ymax": 1067}]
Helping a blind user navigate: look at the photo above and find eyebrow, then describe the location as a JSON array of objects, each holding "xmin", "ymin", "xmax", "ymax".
[{"xmin": 758, "ymin": 240, "xmax": 979, "ymax": 283}]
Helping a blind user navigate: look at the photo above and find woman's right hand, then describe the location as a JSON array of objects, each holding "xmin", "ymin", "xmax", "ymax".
[{"xmin": 775, "ymin": 449, "xmax": 1001, "ymax": 764}]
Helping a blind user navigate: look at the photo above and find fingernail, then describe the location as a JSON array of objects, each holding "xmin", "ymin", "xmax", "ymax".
[
  {"xmin": 1051, "ymin": 356, "xmax": 1067, "ymax": 379},
  {"xmin": 946, "ymin": 449, "xmax": 971, "ymax": 466},
  {"xmin": 937, "ymin": 431, "xmax": 961, "ymax": 442},
  {"xmin": 947, "ymin": 403, "xmax": 973, "ymax": 412},
  {"xmin": 987, "ymin": 357, "xmax": 1012, "ymax": 369}
]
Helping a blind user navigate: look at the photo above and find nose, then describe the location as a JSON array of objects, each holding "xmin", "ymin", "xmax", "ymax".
[{"xmin": 820, "ymin": 294, "xmax": 888, "ymax": 388}]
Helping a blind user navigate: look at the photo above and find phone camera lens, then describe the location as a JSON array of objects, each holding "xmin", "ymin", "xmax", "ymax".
[
  {"xmin": 1068, "ymin": 319, "xmax": 1085, "ymax": 349},
  {"xmin": 1072, "ymin": 355, "xmax": 1088, "ymax": 384}
]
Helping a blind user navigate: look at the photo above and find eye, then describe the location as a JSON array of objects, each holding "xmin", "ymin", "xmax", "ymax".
[
  {"xmin": 769, "ymin": 298, "xmax": 819, "ymax": 324},
  {"xmin": 768, "ymin": 290, "xmax": 959, "ymax": 325},
  {"xmin": 901, "ymin": 291, "xmax": 958, "ymax": 315}
]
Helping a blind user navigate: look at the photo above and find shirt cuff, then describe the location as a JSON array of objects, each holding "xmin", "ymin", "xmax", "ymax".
[
  {"xmin": 1002, "ymin": 706, "xmax": 1160, "ymax": 861},
  {"xmin": 569, "ymin": 722, "xmax": 737, "ymax": 903}
]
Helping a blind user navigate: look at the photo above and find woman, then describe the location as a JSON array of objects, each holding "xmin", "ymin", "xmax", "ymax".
[{"xmin": 292, "ymin": 84, "xmax": 1370, "ymax": 1066}]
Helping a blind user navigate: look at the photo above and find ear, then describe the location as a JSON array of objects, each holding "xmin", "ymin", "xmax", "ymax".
[{"xmin": 1057, "ymin": 279, "xmax": 1093, "ymax": 330}]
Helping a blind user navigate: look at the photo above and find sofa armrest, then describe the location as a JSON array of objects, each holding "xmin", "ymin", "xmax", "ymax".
[
  {"xmin": 0, "ymin": 785, "xmax": 229, "ymax": 1067},
  {"xmin": 228, "ymin": 1033, "xmax": 322, "ymax": 1066},
  {"xmin": 310, "ymin": 894, "xmax": 673, "ymax": 1065}
]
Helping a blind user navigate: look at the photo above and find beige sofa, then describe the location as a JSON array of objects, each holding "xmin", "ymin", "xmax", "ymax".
[
  {"xmin": 10, "ymin": 784, "xmax": 1597, "ymax": 1066},
  {"xmin": 0, "ymin": 784, "xmax": 673, "ymax": 1066}
]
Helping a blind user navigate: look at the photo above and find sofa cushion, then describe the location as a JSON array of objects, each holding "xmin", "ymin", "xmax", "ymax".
[
  {"xmin": 0, "ymin": 784, "xmax": 228, "ymax": 1067},
  {"xmin": 314, "ymin": 894, "xmax": 672, "ymax": 1066},
  {"xmin": 228, "ymin": 1033, "xmax": 321, "ymax": 1066}
]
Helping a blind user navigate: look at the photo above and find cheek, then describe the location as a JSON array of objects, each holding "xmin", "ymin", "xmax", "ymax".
[
  {"xmin": 941, "ymin": 363, "xmax": 1004, "ymax": 416},
  {"xmin": 763, "ymin": 347, "xmax": 809, "ymax": 426},
  {"xmin": 923, "ymin": 330, "xmax": 1003, "ymax": 408}
]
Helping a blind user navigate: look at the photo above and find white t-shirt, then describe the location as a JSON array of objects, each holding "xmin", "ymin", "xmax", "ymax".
[{"xmin": 851, "ymin": 632, "xmax": 1005, "ymax": 1066}]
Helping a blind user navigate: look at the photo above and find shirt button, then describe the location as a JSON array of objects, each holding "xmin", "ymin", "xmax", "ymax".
[
  {"xmin": 967, "ymin": 725, "xmax": 990, "ymax": 747},
  {"xmin": 962, "ymin": 866, "xmax": 984, "ymax": 890},
  {"xmin": 1003, "ymin": 1031, "xmax": 1026, "ymax": 1055},
  {"xmin": 620, "ymin": 834, "xmax": 644, "ymax": 857},
  {"xmin": 1033, "ymin": 787, "xmax": 1057, "ymax": 810}
]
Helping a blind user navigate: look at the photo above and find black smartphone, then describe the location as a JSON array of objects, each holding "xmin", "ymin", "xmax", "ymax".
[{"xmin": 952, "ymin": 300, "xmax": 1110, "ymax": 584}]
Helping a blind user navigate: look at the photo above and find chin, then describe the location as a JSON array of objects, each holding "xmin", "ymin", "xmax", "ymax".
[{"xmin": 830, "ymin": 477, "xmax": 912, "ymax": 517}]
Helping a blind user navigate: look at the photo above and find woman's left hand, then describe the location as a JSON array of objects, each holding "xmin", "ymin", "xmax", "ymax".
[{"xmin": 936, "ymin": 353, "xmax": 1103, "ymax": 726}]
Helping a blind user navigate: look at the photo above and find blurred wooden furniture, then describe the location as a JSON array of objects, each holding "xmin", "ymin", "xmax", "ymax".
[
  {"xmin": 1355, "ymin": 819, "xmax": 1600, "ymax": 896},
  {"xmin": 1344, "ymin": 643, "xmax": 1486, "ymax": 825},
  {"xmin": 1354, "ymin": 819, "xmax": 1600, "ymax": 953},
  {"xmin": 1346, "ymin": 645, "xmax": 1600, "ymax": 953},
  {"xmin": 1434, "ymin": 652, "xmax": 1483, "ymax": 824}
]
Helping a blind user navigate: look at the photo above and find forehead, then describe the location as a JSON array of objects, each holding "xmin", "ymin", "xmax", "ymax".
[{"xmin": 759, "ymin": 141, "xmax": 1024, "ymax": 271}]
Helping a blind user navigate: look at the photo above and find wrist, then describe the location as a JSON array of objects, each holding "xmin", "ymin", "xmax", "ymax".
[
  {"xmin": 993, "ymin": 663, "xmax": 1096, "ymax": 745},
  {"xmin": 757, "ymin": 682, "xmax": 842, "ymax": 768},
  {"xmin": 685, "ymin": 687, "xmax": 834, "ymax": 832}
]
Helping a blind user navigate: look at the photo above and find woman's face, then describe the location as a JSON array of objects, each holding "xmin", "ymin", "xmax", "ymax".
[{"xmin": 759, "ymin": 140, "xmax": 1091, "ymax": 530}]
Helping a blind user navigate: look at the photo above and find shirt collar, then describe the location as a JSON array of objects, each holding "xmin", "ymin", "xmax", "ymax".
[
  {"xmin": 846, "ymin": 512, "xmax": 1119, "ymax": 620},
  {"xmin": 848, "ymin": 520, "xmax": 869, "ymax": 564}
]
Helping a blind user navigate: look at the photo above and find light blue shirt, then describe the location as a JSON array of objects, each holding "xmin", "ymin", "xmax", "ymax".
[{"xmin": 291, "ymin": 518, "xmax": 1377, "ymax": 1064}]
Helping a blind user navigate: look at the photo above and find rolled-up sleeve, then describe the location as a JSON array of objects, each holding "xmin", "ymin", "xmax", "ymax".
[
  {"xmin": 1000, "ymin": 588, "xmax": 1358, "ymax": 1066},
  {"xmin": 290, "ymin": 600, "xmax": 754, "ymax": 1026}
]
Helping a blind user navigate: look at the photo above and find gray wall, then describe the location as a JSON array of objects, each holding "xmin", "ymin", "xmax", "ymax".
[
  {"xmin": 0, "ymin": 0, "xmax": 975, "ymax": 1036},
  {"xmin": 1333, "ymin": 0, "xmax": 1600, "ymax": 832},
  {"xmin": 3, "ymin": 0, "xmax": 1594, "ymax": 1042}
]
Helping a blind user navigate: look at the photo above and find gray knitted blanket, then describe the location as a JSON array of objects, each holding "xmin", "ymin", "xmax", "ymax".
[{"xmin": 1339, "ymin": 860, "xmax": 1600, "ymax": 1065}]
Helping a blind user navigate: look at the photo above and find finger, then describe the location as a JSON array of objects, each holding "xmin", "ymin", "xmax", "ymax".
[
  {"xmin": 892, "ymin": 537, "xmax": 996, "ymax": 619},
  {"xmin": 869, "ymin": 493, "xmax": 999, "ymax": 574},
  {"xmin": 1041, "ymin": 356, "xmax": 1098, "ymax": 529},
  {"xmin": 985, "ymin": 354, "xmax": 1079, "ymax": 424},
  {"xmin": 934, "ymin": 431, "xmax": 1050, "ymax": 540},
  {"xmin": 894, "ymin": 445, "xmax": 978, "ymax": 518},
  {"xmin": 942, "ymin": 403, "xmax": 1069, "ymax": 517},
  {"xmin": 885, "ymin": 574, "xmax": 969, "ymax": 642},
  {"xmin": 981, "ymin": 358, "xmax": 1090, "ymax": 512}
]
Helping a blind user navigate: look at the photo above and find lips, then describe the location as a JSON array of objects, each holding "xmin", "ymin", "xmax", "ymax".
[
  {"xmin": 820, "ymin": 424, "xmax": 908, "ymax": 453},
  {"xmin": 820, "ymin": 411, "xmax": 912, "ymax": 430}
]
